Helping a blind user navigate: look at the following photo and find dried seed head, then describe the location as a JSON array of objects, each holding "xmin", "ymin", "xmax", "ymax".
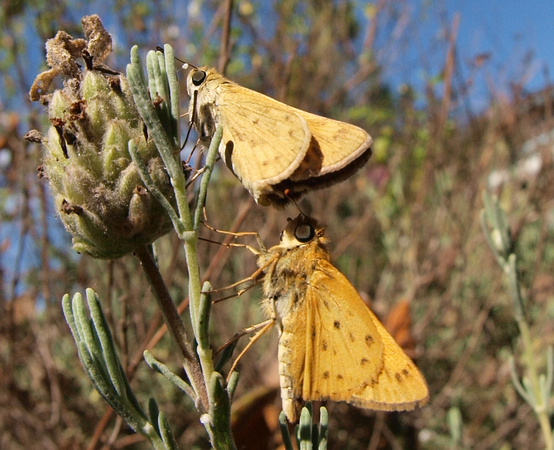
[{"xmin": 29, "ymin": 15, "xmax": 175, "ymax": 259}]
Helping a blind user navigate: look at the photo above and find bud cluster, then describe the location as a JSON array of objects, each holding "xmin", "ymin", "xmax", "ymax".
[{"xmin": 29, "ymin": 16, "xmax": 174, "ymax": 259}]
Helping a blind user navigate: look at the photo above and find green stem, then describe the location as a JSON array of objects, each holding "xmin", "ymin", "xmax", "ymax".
[
  {"xmin": 196, "ymin": 284, "xmax": 215, "ymax": 383},
  {"xmin": 481, "ymin": 192, "xmax": 553, "ymax": 449},
  {"xmin": 507, "ymin": 254, "xmax": 552, "ymax": 449},
  {"xmin": 135, "ymin": 245, "xmax": 208, "ymax": 412},
  {"xmin": 517, "ymin": 311, "xmax": 553, "ymax": 449},
  {"xmin": 126, "ymin": 46, "xmax": 192, "ymax": 236},
  {"xmin": 193, "ymin": 126, "xmax": 222, "ymax": 230},
  {"xmin": 127, "ymin": 44, "xmax": 235, "ymax": 447},
  {"xmin": 187, "ymin": 126, "xmax": 222, "ymax": 349}
]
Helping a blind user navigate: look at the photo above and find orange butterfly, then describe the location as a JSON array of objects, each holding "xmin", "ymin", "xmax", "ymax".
[
  {"xmin": 186, "ymin": 67, "xmax": 372, "ymax": 206},
  {"xmin": 251, "ymin": 215, "xmax": 429, "ymax": 422}
]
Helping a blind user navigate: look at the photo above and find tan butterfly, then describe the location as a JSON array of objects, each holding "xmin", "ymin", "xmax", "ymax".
[
  {"xmin": 251, "ymin": 214, "xmax": 429, "ymax": 422},
  {"xmin": 186, "ymin": 67, "xmax": 372, "ymax": 206}
]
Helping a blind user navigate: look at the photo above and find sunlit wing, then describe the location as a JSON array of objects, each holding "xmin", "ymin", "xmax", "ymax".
[
  {"xmin": 301, "ymin": 261, "xmax": 385, "ymax": 403},
  {"xmin": 296, "ymin": 109, "xmax": 373, "ymax": 177},
  {"xmin": 265, "ymin": 109, "xmax": 373, "ymax": 202},
  {"xmin": 350, "ymin": 306, "xmax": 429, "ymax": 410},
  {"xmin": 217, "ymin": 86, "xmax": 312, "ymax": 197}
]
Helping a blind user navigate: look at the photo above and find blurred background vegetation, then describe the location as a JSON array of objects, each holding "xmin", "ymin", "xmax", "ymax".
[{"xmin": 1, "ymin": 0, "xmax": 553, "ymax": 448}]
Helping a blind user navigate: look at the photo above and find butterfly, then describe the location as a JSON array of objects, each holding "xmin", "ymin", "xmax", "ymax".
[
  {"xmin": 186, "ymin": 67, "xmax": 372, "ymax": 206},
  {"xmin": 253, "ymin": 214, "xmax": 429, "ymax": 421}
]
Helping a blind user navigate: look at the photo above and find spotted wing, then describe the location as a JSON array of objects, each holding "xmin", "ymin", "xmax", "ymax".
[
  {"xmin": 295, "ymin": 109, "xmax": 372, "ymax": 177},
  {"xmin": 349, "ymin": 305, "xmax": 429, "ymax": 411},
  {"xmin": 299, "ymin": 260, "xmax": 385, "ymax": 402},
  {"xmin": 216, "ymin": 85, "xmax": 311, "ymax": 201}
]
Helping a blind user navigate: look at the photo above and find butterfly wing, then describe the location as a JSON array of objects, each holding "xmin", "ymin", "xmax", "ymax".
[
  {"xmin": 260, "ymin": 108, "xmax": 373, "ymax": 204},
  {"xmin": 216, "ymin": 85, "xmax": 312, "ymax": 203},
  {"xmin": 296, "ymin": 109, "xmax": 373, "ymax": 177},
  {"xmin": 280, "ymin": 258, "xmax": 428, "ymax": 420},
  {"xmin": 277, "ymin": 258, "xmax": 386, "ymax": 422},
  {"xmin": 350, "ymin": 306, "xmax": 429, "ymax": 410},
  {"xmin": 309, "ymin": 260, "xmax": 429, "ymax": 411},
  {"xmin": 301, "ymin": 261, "xmax": 385, "ymax": 401}
]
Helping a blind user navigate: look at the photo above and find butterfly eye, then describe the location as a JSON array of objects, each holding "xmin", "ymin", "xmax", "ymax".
[
  {"xmin": 295, "ymin": 223, "xmax": 315, "ymax": 242},
  {"xmin": 191, "ymin": 70, "xmax": 207, "ymax": 86}
]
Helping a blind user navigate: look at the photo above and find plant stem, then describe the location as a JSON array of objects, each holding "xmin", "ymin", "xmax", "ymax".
[
  {"xmin": 481, "ymin": 192, "xmax": 553, "ymax": 449},
  {"xmin": 517, "ymin": 309, "xmax": 553, "ymax": 450},
  {"xmin": 135, "ymin": 245, "xmax": 208, "ymax": 412}
]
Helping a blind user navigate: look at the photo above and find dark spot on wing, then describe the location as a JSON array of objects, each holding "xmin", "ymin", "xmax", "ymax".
[
  {"xmin": 365, "ymin": 334, "xmax": 374, "ymax": 346},
  {"xmin": 322, "ymin": 340, "xmax": 328, "ymax": 351},
  {"xmin": 337, "ymin": 374, "xmax": 344, "ymax": 380},
  {"xmin": 333, "ymin": 321, "xmax": 340, "ymax": 329},
  {"xmin": 349, "ymin": 332, "xmax": 355, "ymax": 342},
  {"xmin": 323, "ymin": 371, "xmax": 329, "ymax": 379},
  {"xmin": 395, "ymin": 373, "xmax": 402, "ymax": 382},
  {"xmin": 361, "ymin": 358, "xmax": 369, "ymax": 366}
]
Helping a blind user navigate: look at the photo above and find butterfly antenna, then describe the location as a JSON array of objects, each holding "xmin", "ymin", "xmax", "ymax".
[
  {"xmin": 155, "ymin": 46, "xmax": 198, "ymax": 70},
  {"xmin": 181, "ymin": 61, "xmax": 198, "ymax": 70},
  {"xmin": 182, "ymin": 121, "xmax": 194, "ymax": 151},
  {"xmin": 286, "ymin": 192, "xmax": 307, "ymax": 216},
  {"xmin": 180, "ymin": 90, "xmax": 198, "ymax": 151}
]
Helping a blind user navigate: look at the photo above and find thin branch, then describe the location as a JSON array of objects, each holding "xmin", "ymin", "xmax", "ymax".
[
  {"xmin": 135, "ymin": 246, "xmax": 208, "ymax": 412},
  {"xmin": 218, "ymin": 0, "xmax": 234, "ymax": 74}
]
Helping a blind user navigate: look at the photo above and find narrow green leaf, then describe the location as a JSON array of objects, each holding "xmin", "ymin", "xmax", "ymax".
[{"xmin": 280, "ymin": 411, "xmax": 294, "ymax": 450}]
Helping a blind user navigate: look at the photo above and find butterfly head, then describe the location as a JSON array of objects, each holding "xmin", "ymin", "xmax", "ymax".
[
  {"xmin": 185, "ymin": 66, "xmax": 225, "ymax": 142},
  {"xmin": 185, "ymin": 66, "xmax": 224, "ymax": 98},
  {"xmin": 278, "ymin": 214, "xmax": 325, "ymax": 249}
]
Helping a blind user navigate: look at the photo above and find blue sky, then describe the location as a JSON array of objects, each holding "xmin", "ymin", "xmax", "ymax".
[
  {"xmin": 11, "ymin": 1, "xmax": 554, "ymax": 116},
  {"xmin": 450, "ymin": 0, "xmax": 553, "ymax": 87},
  {"xmin": 404, "ymin": 0, "xmax": 554, "ymax": 111},
  {"xmin": 174, "ymin": 1, "xmax": 554, "ymax": 115}
]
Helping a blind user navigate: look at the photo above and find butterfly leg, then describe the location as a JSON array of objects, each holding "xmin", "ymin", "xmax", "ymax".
[
  {"xmin": 201, "ymin": 219, "xmax": 266, "ymax": 253},
  {"xmin": 225, "ymin": 318, "xmax": 275, "ymax": 382},
  {"xmin": 205, "ymin": 253, "xmax": 279, "ymax": 299},
  {"xmin": 216, "ymin": 318, "xmax": 275, "ymax": 356},
  {"xmin": 185, "ymin": 164, "xmax": 206, "ymax": 186},
  {"xmin": 211, "ymin": 280, "xmax": 260, "ymax": 304}
]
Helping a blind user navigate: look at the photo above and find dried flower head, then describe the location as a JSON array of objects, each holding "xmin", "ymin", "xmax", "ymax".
[{"xmin": 29, "ymin": 15, "xmax": 175, "ymax": 259}]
